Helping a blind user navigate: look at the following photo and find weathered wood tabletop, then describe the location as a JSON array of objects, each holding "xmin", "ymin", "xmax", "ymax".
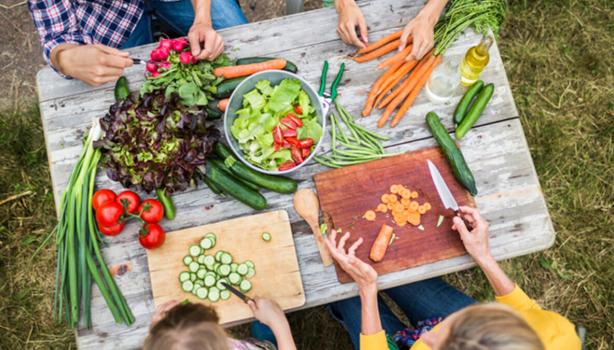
[{"xmin": 36, "ymin": 0, "xmax": 555, "ymax": 348}]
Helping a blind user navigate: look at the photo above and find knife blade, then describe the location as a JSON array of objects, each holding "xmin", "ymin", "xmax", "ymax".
[
  {"xmin": 221, "ymin": 282, "xmax": 252, "ymax": 304},
  {"xmin": 131, "ymin": 58, "xmax": 147, "ymax": 65},
  {"xmin": 427, "ymin": 160, "xmax": 473, "ymax": 230}
]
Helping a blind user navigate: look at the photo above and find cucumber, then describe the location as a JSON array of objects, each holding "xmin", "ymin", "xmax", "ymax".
[
  {"xmin": 236, "ymin": 57, "xmax": 298, "ymax": 73},
  {"xmin": 216, "ymin": 279, "xmax": 227, "ymax": 290},
  {"xmin": 453, "ymin": 80, "xmax": 484, "ymax": 124},
  {"xmin": 205, "ymin": 160, "xmax": 267, "ymax": 210},
  {"xmin": 181, "ymin": 280, "xmax": 194, "ymax": 292},
  {"xmin": 244, "ymin": 260, "xmax": 255, "ymax": 269},
  {"xmin": 237, "ymin": 263, "xmax": 248, "ymax": 276},
  {"xmin": 114, "ymin": 76, "xmax": 130, "ymax": 102},
  {"xmin": 204, "ymin": 274, "xmax": 216, "ymax": 287},
  {"xmin": 228, "ymin": 272, "xmax": 241, "ymax": 285},
  {"xmin": 220, "ymin": 290, "xmax": 231, "ymax": 301},
  {"xmin": 179, "ymin": 271, "xmax": 190, "ymax": 282},
  {"xmin": 203, "ymin": 175, "xmax": 225, "ymax": 195},
  {"xmin": 220, "ymin": 252, "xmax": 232, "ymax": 265},
  {"xmin": 208, "ymin": 287, "xmax": 220, "ymax": 302},
  {"xmin": 190, "ymin": 273, "xmax": 197, "ymax": 281},
  {"xmin": 239, "ymin": 280, "xmax": 252, "ymax": 293},
  {"xmin": 246, "ymin": 267, "xmax": 256, "ymax": 279},
  {"xmin": 196, "ymin": 287, "xmax": 208, "ymax": 299},
  {"xmin": 197, "ymin": 255, "xmax": 206, "ymax": 264},
  {"xmin": 214, "ymin": 77, "xmax": 247, "ymax": 99},
  {"xmin": 196, "ymin": 268, "xmax": 207, "ymax": 279},
  {"xmin": 156, "ymin": 188, "xmax": 176, "ymax": 220},
  {"xmin": 230, "ymin": 263, "xmax": 238, "ymax": 272},
  {"xmin": 209, "ymin": 158, "xmax": 260, "ymax": 191},
  {"xmin": 455, "ymin": 83, "xmax": 494, "ymax": 140},
  {"xmin": 200, "ymin": 237, "xmax": 214, "ymax": 250},
  {"xmin": 183, "ymin": 255, "xmax": 193, "ymax": 266},
  {"xmin": 188, "ymin": 261, "xmax": 200, "ymax": 272},
  {"xmin": 203, "ymin": 255, "xmax": 215, "ymax": 269},
  {"xmin": 214, "ymin": 143, "xmax": 298, "ymax": 194},
  {"xmin": 425, "ymin": 112, "xmax": 477, "ymax": 195},
  {"xmin": 189, "ymin": 245, "xmax": 202, "ymax": 257},
  {"xmin": 217, "ymin": 264, "xmax": 231, "ymax": 277},
  {"xmin": 206, "ymin": 105, "xmax": 223, "ymax": 120},
  {"xmin": 262, "ymin": 232, "xmax": 272, "ymax": 242}
]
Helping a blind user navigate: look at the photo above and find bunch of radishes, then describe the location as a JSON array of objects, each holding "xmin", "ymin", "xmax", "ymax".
[{"xmin": 146, "ymin": 38, "xmax": 197, "ymax": 77}]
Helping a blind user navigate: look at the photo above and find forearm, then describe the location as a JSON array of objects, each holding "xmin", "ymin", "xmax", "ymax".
[
  {"xmin": 419, "ymin": 0, "xmax": 448, "ymax": 26},
  {"xmin": 191, "ymin": 0, "xmax": 212, "ymax": 25},
  {"xmin": 476, "ymin": 255, "xmax": 515, "ymax": 296},
  {"xmin": 50, "ymin": 43, "xmax": 79, "ymax": 74},
  {"xmin": 270, "ymin": 321, "xmax": 297, "ymax": 350},
  {"xmin": 359, "ymin": 284, "xmax": 382, "ymax": 335}
]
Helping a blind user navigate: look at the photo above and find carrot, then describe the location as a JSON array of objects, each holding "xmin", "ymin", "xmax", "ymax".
[
  {"xmin": 218, "ymin": 98, "xmax": 229, "ymax": 112},
  {"xmin": 376, "ymin": 54, "xmax": 436, "ymax": 128},
  {"xmin": 362, "ymin": 60, "xmax": 404, "ymax": 117},
  {"xmin": 363, "ymin": 210, "xmax": 377, "ymax": 221},
  {"xmin": 377, "ymin": 43, "xmax": 412, "ymax": 70},
  {"xmin": 390, "ymin": 55, "xmax": 442, "ymax": 127},
  {"xmin": 357, "ymin": 31, "xmax": 402, "ymax": 55},
  {"xmin": 369, "ymin": 224, "xmax": 394, "ymax": 262},
  {"xmin": 374, "ymin": 60, "xmax": 418, "ymax": 108},
  {"xmin": 354, "ymin": 40, "xmax": 401, "ymax": 63},
  {"xmin": 213, "ymin": 58, "xmax": 287, "ymax": 79}
]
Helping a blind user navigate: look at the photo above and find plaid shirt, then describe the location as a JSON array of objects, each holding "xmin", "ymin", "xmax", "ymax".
[{"xmin": 28, "ymin": 0, "xmax": 176, "ymax": 65}]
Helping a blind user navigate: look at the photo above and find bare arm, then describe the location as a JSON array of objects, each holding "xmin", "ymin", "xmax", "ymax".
[
  {"xmin": 188, "ymin": 0, "xmax": 224, "ymax": 60},
  {"xmin": 248, "ymin": 298, "xmax": 297, "ymax": 350},
  {"xmin": 335, "ymin": 0, "xmax": 368, "ymax": 48},
  {"xmin": 400, "ymin": 0, "xmax": 448, "ymax": 59},
  {"xmin": 452, "ymin": 206, "xmax": 515, "ymax": 296}
]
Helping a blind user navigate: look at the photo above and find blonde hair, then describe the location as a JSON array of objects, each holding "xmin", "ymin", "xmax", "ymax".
[
  {"xmin": 143, "ymin": 303, "xmax": 230, "ymax": 350},
  {"xmin": 441, "ymin": 303, "xmax": 544, "ymax": 350}
]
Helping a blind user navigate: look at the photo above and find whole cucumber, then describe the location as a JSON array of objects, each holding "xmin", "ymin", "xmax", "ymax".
[
  {"xmin": 425, "ymin": 112, "xmax": 477, "ymax": 195},
  {"xmin": 214, "ymin": 77, "xmax": 246, "ymax": 99},
  {"xmin": 156, "ymin": 188, "xmax": 176, "ymax": 220},
  {"xmin": 205, "ymin": 160, "xmax": 267, "ymax": 210},
  {"xmin": 114, "ymin": 76, "xmax": 130, "ymax": 102},
  {"xmin": 453, "ymin": 80, "xmax": 483, "ymax": 124},
  {"xmin": 208, "ymin": 158, "xmax": 261, "ymax": 191},
  {"xmin": 455, "ymin": 83, "xmax": 494, "ymax": 140},
  {"xmin": 236, "ymin": 57, "xmax": 298, "ymax": 73},
  {"xmin": 214, "ymin": 143, "xmax": 298, "ymax": 194}
]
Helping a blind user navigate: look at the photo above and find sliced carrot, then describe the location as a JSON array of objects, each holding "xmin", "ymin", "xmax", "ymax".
[
  {"xmin": 400, "ymin": 189, "xmax": 411, "ymax": 199},
  {"xmin": 409, "ymin": 201, "xmax": 419, "ymax": 211},
  {"xmin": 377, "ymin": 43, "xmax": 412, "ymax": 70},
  {"xmin": 376, "ymin": 203, "xmax": 388, "ymax": 213},
  {"xmin": 363, "ymin": 210, "xmax": 377, "ymax": 221},
  {"xmin": 407, "ymin": 212, "xmax": 421, "ymax": 226},
  {"xmin": 357, "ymin": 31, "xmax": 402, "ymax": 55},
  {"xmin": 390, "ymin": 55, "xmax": 443, "ymax": 127},
  {"xmin": 362, "ymin": 60, "xmax": 404, "ymax": 117},
  {"xmin": 218, "ymin": 98, "xmax": 229, "ymax": 112},
  {"xmin": 401, "ymin": 198, "xmax": 410, "ymax": 206},
  {"xmin": 354, "ymin": 40, "xmax": 401, "ymax": 63},
  {"xmin": 410, "ymin": 191, "xmax": 419, "ymax": 199},
  {"xmin": 213, "ymin": 59, "xmax": 287, "ymax": 79},
  {"xmin": 369, "ymin": 224, "xmax": 394, "ymax": 262},
  {"xmin": 423, "ymin": 202, "xmax": 431, "ymax": 210},
  {"xmin": 417, "ymin": 205, "xmax": 427, "ymax": 214}
]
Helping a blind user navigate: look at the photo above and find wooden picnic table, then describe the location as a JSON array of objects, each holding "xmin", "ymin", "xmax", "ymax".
[{"xmin": 36, "ymin": 0, "xmax": 555, "ymax": 348}]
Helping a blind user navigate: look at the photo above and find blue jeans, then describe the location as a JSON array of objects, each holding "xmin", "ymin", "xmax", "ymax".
[
  {"xmin": 121, "ymin": 0, "xmax": 248, "ymax": 48},
  {"xmin": 328, "ymin": 277, "xmax": 475, "ymax": 349}
]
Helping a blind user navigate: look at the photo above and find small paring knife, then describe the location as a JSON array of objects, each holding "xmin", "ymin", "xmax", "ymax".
[
  {"xmin": 131, "ymin": 58, "xmax": 147, "ymax": 65},
  {"xmin": 427, "ymin": 160, "xmax": 473, "ymax": 230},
  {"xmin": 221, "ymin": 282, "xmax": 253, "ymax": 304}
]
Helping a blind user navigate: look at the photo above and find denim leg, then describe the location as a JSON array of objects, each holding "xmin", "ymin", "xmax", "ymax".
[
  {"xmin": 328, "ymin": 295, "xmax": 405, "ymax": 350},
  {"xmin": 121, "ymin": 11, "xmax": 153, "ymax": 48},
  {"xmin": 210, "ymin": 0, "xmax": 248, "ymax": 29},
  {"xmin": 251, "ymin": 320, "xmax": 277, "ymax": 346},
  {"xmin": 384, "ymin": 277, "xmax": 475, "ymax": 326}
]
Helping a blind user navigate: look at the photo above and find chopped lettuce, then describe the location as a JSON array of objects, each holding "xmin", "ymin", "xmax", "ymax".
[{"xmin": 230, "ymin": 78, "xmax": 320, "ymax": 170}]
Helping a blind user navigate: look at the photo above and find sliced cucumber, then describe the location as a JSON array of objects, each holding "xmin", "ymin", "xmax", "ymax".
[
  {"xmin": 245, "ymin": 260, "xmax": 255, "ymax": 269},
  {"xmin": 213, "ymin": 262, "xmax": 221, "ymax": 272},
  {"xmin": 228, "ymin": 272, "xmax": 241, "ymax": 285},
  {"xmin": 208, "ymin": 287, "xmax": 220, "ymax": 302},
  {"xmin": 216, "ymin": 279, "xmax": 227, "ymax": 290},
  {"xmin": 189, "ymin": 245, "xmax": 202, "ymax": 257},
  {"xmin": 220, "ymin": 290, "xmax": 231, "ymax": 301},
  {"xmin": 194, "ymin": 280, "xmax": 204, "ymax": 288},
  {"xmin": 190, "ymin": 273, "xmax": 197, "ymax": 281},
  {"xmin": 182, "ymin": 280, "xmax": 194, "ymax": 292},
  {"xmin": 188, "ymin": 261, "xmax": 200, "ymax": 273},
  {"xmin": 197, "ymin": 255, "xmax": 206, "ymax": 264},
  {"xmin": 215, "ymin": 251, "xmax": 224, "ymax": 262},
  {"xmin": 179, "ymin": 271, "xmax": 190, "ymax": 282},
  {"xmin": 261, "ymin": 232, "xmax": 272, "ymax": 242},
  {"xmin": 246, "ymin": 267, "xmax": 256, "ymax": 279},
  {"xmin": 217, "ymin": 264, "xmax": 231, "ymax": 277},
  {"xmin": 204, "ymin": 274, "xmax": 216, "ymax": 287},
  {"xmin": 239, "ymin": 280, "xmax": 252, "ymax": 292},
  {"xmin": 204, "ymin": 232, "xmax": 217, "ymax": 242},
  {"xmin": 196, "ymin": 287, "xmax": 208, "ymax": 299},
  {"xmin": 196, "ymin": 269, "xmax": 207, "ymax": 279},
  {"xmin": 231, "ymin": 263, "xmax": 238, "ymax": 272},
  {"xmin": 237, "ymin": 263, "xmax": 248, "ymax": 276},
  {"xmin": 220, "ymin": 252, "xmax": 232, "ymax": 265},
  {"xmin": 183, "ymin": 255, "xmax": 193, "ymax": 266},
  {"xmin": 200, "ymin": 237, "xmax": 214, "ymax": 250},
  {"xmin": 203, "ymin": 255, "xmax": 215, "ymax": 269}
]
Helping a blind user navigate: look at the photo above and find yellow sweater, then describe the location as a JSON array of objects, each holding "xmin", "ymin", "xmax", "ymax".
[{"xmin": 360, "ymin": 285, "xmax": 581, "ymax": 350}]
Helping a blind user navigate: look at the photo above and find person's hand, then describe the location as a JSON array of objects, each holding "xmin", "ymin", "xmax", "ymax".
[
  {"xmin": 399, "ymin": 13, "xmax": 436, "ymax": 61},
  {"xmin": 247, "ymin": 297, "xmax": 288, "ymax": 328},
  {"xmin": 324, "ymin": 229, "xmax": 378, "ymax": 292},
  {"xmin": 188, "ymin": 21, "xmax": 224, "ymax": 61},
  {"xmin": 336, "ymin": 0, "xmax": 368, "ymax": 49},
  {"xmin": 51, "ymin": 44, "xmax": 133, "ymax": 86},
  {"xmin": 150, "ymin": 300, "xmax": 179, "ymax": 327},
  {"xmin": 452, "ymin": 206, "xmax": 492, "ymax": 263}
]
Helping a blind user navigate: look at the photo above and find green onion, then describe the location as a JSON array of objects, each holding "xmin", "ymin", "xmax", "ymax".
[{"xmin": 54, "ymin": 122, "xmax": 134, "ymax": 328}]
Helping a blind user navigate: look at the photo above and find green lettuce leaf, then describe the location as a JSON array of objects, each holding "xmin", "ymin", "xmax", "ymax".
[
  {"xmin": 268, "ymin": 79, "xmax": 301, "ymax": 114},
  {"xmin": 298, "ymin": 118, "xmax": 322, "ymax": 142}
]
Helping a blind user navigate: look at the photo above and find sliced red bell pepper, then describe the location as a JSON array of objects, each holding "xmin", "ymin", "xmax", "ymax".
[
  {"xmin": 286, "ymin": 113, "xmax": 303, "ymax": 127},
  {"xmin": 298, "ymin": 138, "xmax": 314, "ymax": 149},
  {"xmin": 291, "ymin": 147, "xmax": 304, "ymax": 164},
  {"xmin": 280, "ymin": 117, "xmax": 298, "ymax": 129},
  {"xmin": 278, "ymin": 161, "xmax": 296, "ymax": 171},
  {"xmin": 272, "ymin": 126, "xmax": 283, "ymax": 144},
  {"xmin": 282, "ymin": 128, "xmax": 297, "ymax": 138},
  {"xmin": 294, "ymin": 105, "xmax": 303, "ymax": 114}
]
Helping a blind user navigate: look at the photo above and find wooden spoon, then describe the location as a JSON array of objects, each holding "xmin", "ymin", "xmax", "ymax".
[{"xmin": 293, "ymin": 188, "xmax": 333, "ymax": 266}]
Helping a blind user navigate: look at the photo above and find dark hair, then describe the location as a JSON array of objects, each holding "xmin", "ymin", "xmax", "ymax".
[{"xmin": 143, "ymin": 303, "xmax": 229, "ymax": 350}]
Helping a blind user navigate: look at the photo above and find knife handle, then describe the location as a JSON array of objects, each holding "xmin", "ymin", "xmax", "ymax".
[{"xmin": 454, "ymin": 210, "xmax": 473, "ymax": 231}]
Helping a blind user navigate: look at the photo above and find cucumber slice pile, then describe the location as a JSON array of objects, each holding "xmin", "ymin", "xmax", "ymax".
[{"xmin": 178, "ymin": 232, "xmax": 256, "ymax": 302}]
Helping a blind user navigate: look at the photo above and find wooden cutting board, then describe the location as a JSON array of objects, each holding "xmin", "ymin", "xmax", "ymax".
[
  {"xmin": 314, "ymin": 147, "xmax": 475, "ymax": 283},
  {"xmin": 146, "ymin": 210, "xmax": 305, "ymax": 324}
]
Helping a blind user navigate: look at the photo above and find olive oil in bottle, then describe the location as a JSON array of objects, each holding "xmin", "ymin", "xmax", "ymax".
[{"xmin": 459, "ymin": 35, "xmax": 493, "ymax": 86}]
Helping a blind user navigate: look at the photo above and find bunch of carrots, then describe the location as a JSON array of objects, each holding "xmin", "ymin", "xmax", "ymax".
[{"xmin": 354, "ymin": 31, "xmax": 442, "ymax": 128}]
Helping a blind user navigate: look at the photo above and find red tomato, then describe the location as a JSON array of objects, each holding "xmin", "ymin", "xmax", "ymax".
[
  {"xmin": 92, "ymin": 189, "xmax": 116, "ymax": 211},
  {"xmin": 282, "ymin": 128, "xmax": 297, "ymax": 138},
  {"xmin": 272, "ymin": 126, "xmax": 284, "ymax": 144},
  {"xmin": 139, "ymin": 223, "xmax": 165, "ymax": 249},
  {"xmin": 116, "ymin": 191, "xmax": 140, "ymax": 214},
  {"xmin": 139, "ymin": 199, "xmax": 164, "ymax": 223},
  {"xmin": 274, "ymin": 143, "xmax": 281, "ymax": 152},
  {"xmin": 286, "ymin": 137, "xmax": 300, "ymax": 147},
  {"xmin": 298, "ymin": 138, "xmax": 314, "ymax": 149},
  {"xmin": 286, "ymin": 114, "xmax": 303, "ymax": 127},
  {"xmin": 294, "ymin": 105, "xmax": 303, "ymax": 114},
  {"xmin": 98, "ymin": 222, "xmax": 125, "ymax": 236},
  {"xmin": 96, "ymin": 202, "xmax": 124, "ymax": 227},
  {"xmin": 278, "ymin": 161, "xmax": 296, "ymax": 171},
  {"xmin": 301, "ymin": 147, "xmax": 311, "ymax": 159},
  {"xmin": 280, "ymin": 117, "xmax": 298, "ymax": 130},
  {"xmin": 291, "ymin": 147, "xmax": 304, "ymax": 164}
]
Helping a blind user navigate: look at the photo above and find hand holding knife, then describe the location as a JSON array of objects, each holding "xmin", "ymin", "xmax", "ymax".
[
  {"xmin": 427, "ymin": 160, "xmax": 474, "ymax": 231},
  {"xmin": 221, "ymin": 282, "xmax": 253, "ymax": 304}
]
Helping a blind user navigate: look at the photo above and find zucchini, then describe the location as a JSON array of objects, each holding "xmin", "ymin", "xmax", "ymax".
[
  {"xmin": 453, "ymin": 80, "xmax": 484, "ymax": 124},
  {"xmin": 205, "ymin": 160, "xmax": 267, "ymax": 210},
  {"xmin": 236, "ymin": 57, "xmax": 298, "ymax": 73},
  {"xmin": 213, "ymin": 77, "xmax": 246, "ymax": 99},
  {"xmin": 425, "ymin": 112, "xmax": 478, "ymax": 195},
  {"xmin": 455, "ymin": 83, "xmax": 494, "ymax": 140},
  {"xmin": 114, "ymin": 76, "xmax": 130, "ymax": 102},
  {"xmin": 209, "ymin": 158, "xmax": 260, "ymax": 191},
  {"xmin": 214, "ymin": 143, "xmax": 298, "ymax": 194},
  {"xmin": 156, "ymin": 188, "xmax": 176, "ymax": 220},
  {"xmin": 202, "ymin": 175, "xmax": 225, "ymax": 195}
]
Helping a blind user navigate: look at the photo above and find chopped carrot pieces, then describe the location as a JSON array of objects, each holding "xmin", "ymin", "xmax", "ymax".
[
  {"xmin": 409, "ymin": 201, "xmax": 419, "ymax": 211},
  {"xmin": 376, "ymin": 203, "xmax": 388, "ymax": 213},
  {"xmin": 418, "ymin": 205, "xmax": 427, "ymax": 214},
  {"xmin": 363, "ymin": 210, "xmax": 377, "ymax": 221},
  {"xmin": 423, "ymin": 202, "xmax": 431, "ymax": 210},
  {"xmin": 411, "ymin": 191, "xmax": 419, "ymax": 199}
]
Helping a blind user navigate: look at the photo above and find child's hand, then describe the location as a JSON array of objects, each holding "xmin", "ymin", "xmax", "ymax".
[{"xmin": 247, "ymin": 297, "xmax": 288, "ymax": 328}]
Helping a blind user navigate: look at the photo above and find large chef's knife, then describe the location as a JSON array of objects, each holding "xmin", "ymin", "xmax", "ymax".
[
  {"xmin": 427, "ymin": 160, "xmax": 473, "ymax": 230},
  {"xmin": 221, "ymin": 282, "xmax": 253, "ymax": 304}
]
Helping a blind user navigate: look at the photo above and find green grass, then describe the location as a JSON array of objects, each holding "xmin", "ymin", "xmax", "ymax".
[{"xmin": 1, "ymin": 0, "xmax": 612, "ymax": 349}]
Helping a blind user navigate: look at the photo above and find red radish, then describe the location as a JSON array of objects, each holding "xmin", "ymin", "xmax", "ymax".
[
  {"xmin": 159, "ymin": 61, "xmax": 171, "ymax": 70},
  {"xmin": 158, "ymin": 47, "xmax": 170, "ymax": 60},
  {"xmin": 278, "ymin": 161, "xmax": 296, "ymax": 171},
  {"xmin": 159, "ymin": 39, "xmax": 172, "ymax": 50},
  {"xmin": 291, "ymin": 147, "xmax": 304, "ymax": 164},
  {"xmin": 151, "ymin": 71, "xmax": 160, "ymax": 77},
  {"xmin": 171, "ymin": 40, "xmax": 186, "ymax": 52},
  {"xmin": 146, "ymin": 62, "xmax": 158, "ymax": 73},
  {"xmin": 179, "ymin": 51, "xmax": 193, "ymax": 64},
  {"xmin": 298, "ymin": 138, "xmax": 314, "ymax": 149},
  {"xmin": 150, "ymin": 49, "xmax": 161, "ymax": 61},
  {"xmin": 191, "ymin": 56, "xmax": 198, "ymax": 64},
  {"xmin": 282, "ymin": 129, "xmax": 297, "ymax": 138}
]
